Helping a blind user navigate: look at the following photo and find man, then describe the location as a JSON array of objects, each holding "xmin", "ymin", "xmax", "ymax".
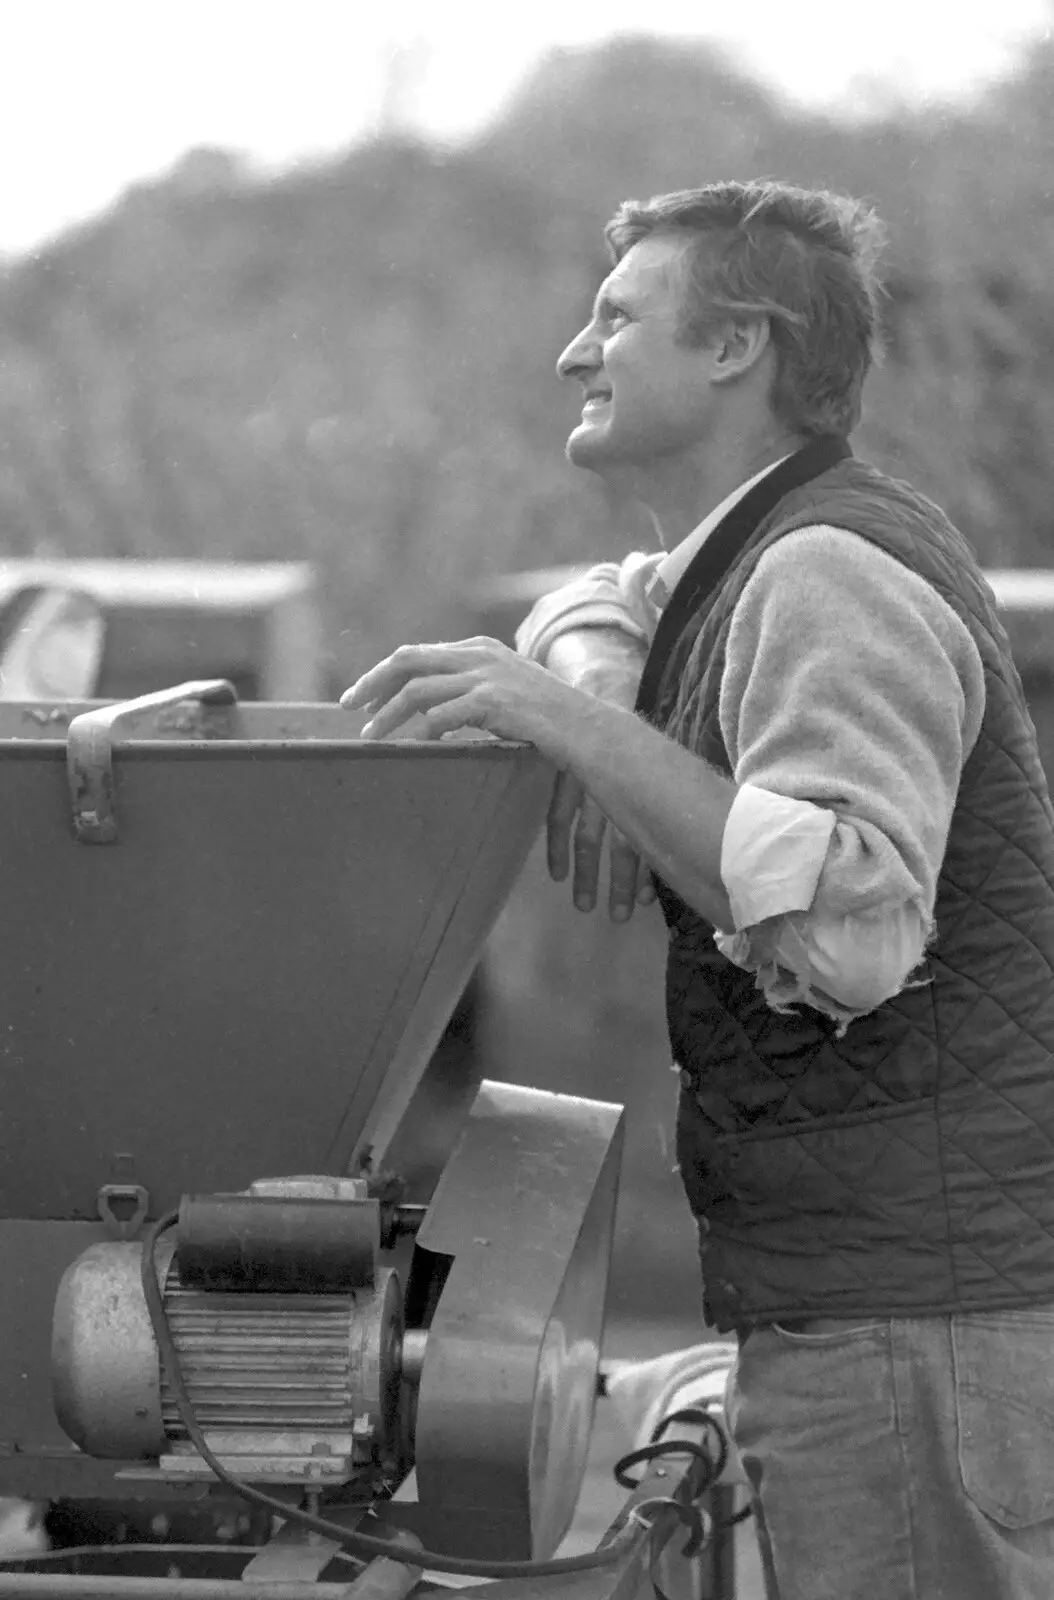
[{"xmin": 344, "ymin": 181, "xmax": 1054, "ymax": 1599}]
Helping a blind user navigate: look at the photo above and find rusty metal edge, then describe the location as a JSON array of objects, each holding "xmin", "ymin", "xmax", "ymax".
[{"xmin": 5, "ymin": 742, "xmax": 543, "ymax": 761}]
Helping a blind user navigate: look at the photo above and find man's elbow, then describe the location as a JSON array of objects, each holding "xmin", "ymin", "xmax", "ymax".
[
  {"xmin": 801, "ymin": 902, "xmax": 935, "ymax": 1015},
  {"xmin": 812, "ymin": 946, "xmax": 932, "ymax": 1016}
]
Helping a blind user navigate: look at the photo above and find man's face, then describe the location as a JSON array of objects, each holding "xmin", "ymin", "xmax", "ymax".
[{"xmin": 557, "ymin": 233, "xmax": 718, "ymax": 477}]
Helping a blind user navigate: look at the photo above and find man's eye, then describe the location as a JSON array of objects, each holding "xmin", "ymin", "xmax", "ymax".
[{"xmin": 607, "ymin": 311, "xmax": 630, "ymax": 331}]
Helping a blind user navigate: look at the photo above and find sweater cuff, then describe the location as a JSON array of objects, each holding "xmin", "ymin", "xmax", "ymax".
[{"xmin": 720, "ymin": 783, "xmax": 836, "ymax": 930}]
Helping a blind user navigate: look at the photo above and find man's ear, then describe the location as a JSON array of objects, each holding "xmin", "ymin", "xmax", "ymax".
[{"xmin": 709, "ymin": 318, "xmax": 772, "ymax": 385}]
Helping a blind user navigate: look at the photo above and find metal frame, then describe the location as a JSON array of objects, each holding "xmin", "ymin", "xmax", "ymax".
[{"xmin": 0, "ymin": 1421, "xmax": 739, "ymax": 1600}]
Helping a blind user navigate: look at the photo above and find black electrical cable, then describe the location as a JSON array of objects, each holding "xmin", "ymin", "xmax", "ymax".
[
  {"xmin": 650, "ymin": 1405, "xmax": 752, "ymax": 1528},
  {"xmin": 652, "ymin": 1408, "xmax": 730, "ymax": 1476},
  {"xmin": 613, "ymin": 1438, "xmax": 718, "ymax": 1493},
  {"xmin": 140, "ymin": 1211, "xmax": 649, "ymax": 1581}
]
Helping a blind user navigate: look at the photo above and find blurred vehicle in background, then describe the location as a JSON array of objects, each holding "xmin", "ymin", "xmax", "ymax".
[
  {"xmin": 0, "ymin": 583, "xmax": 105, "ymax": 701},
  {"xmin": 0, "ymin": 559, "xmax": 323, "ymax": 702}
]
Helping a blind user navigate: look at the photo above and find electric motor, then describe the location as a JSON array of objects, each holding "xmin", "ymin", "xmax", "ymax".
[{"xmin": 52, "ymin": 1178, "xmax": 406, "ymax": 1487}]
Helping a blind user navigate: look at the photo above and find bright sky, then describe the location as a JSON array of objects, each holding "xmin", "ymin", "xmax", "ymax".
[{"xmin": 1, "ymin": 0, "xmax": 1049, "ymax": 257}]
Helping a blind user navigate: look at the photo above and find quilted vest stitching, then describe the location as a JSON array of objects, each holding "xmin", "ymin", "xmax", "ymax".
[{"xmin": 659, "ymin": 458, "xmax": 1054, "ymax": 1331}]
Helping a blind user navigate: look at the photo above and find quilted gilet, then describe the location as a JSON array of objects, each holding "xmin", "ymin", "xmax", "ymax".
[{"xmin": 651, "ymin": 456, "xmax": 1054, "ymax": 1333}]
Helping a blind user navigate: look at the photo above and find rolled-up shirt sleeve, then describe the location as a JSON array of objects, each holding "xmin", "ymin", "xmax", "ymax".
[
  {"xmin": 715, "ymin": 785, "xmax": 933, "ymax": 1030},
  {"xmin": 713, "ymin": 526, "xmax": 986, "ymax": 1029},
  {"xmin": 720, "ymin": 784, "xmax": 836, "ymax": 927}
]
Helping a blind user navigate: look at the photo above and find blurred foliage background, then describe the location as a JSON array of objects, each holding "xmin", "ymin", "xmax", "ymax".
[{"xmin": 3, "ymin": 32, "xmax": 1054, "ymax": 694}]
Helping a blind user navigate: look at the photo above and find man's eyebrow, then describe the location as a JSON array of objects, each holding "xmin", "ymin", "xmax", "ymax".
[{"xmin": 592, "ymin": 284, "xmax": 634, "ymax": 319}]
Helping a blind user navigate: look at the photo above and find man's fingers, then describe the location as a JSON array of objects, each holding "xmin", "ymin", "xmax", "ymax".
[
  {"xmin": 342, "ymin": 641, "xmax": 491, "ymax": 710},
  {"xmin": 547, "ymin": 770, "xmax": 583, "ymax": 882},
  {"xmin": 607, "ymin": 828, "xmax": 642, "ymax": 922},
  {"xmin": 342, "ymin": 645, "xmax": 439, "ymax": 710},
  {"xmin": 548, "ymin": 777, "xmax": 655, "ymax": 920},
  {"xmin": 572, "ymin": 798, "xmax": 607, "ymax": 911},
  {"xmin": 358, "ymin": 673, "xmax": 476, "ymax": 740}
]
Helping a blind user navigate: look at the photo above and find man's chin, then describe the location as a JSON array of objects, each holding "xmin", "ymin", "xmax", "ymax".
[{"xmin": 566, "ymin": 420, "xmax": 614, "ymax": 470}]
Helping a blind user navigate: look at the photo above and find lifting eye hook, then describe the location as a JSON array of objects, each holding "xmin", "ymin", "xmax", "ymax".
[{"xmin": 97, "ymin": 1181, "xmax": 150, "ymax": 1239}]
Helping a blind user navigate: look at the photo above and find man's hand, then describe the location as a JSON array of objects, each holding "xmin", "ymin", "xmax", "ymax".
[
  {"xmin": 342, "ymin": 628, "xmax": 659, "ymax": 925},
  {"xmin": 547, "ymin": 769, "xmax": 656, "ymax": 922},
  {"xmin": 542, "ymin": 628, "xmax": 656, "ymax": 923},
  {"xmin": 341, "ymin": 636, "xmax": 581, "ymax": 755}
]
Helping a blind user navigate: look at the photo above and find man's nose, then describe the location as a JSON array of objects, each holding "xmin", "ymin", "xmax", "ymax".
[{"xmin": 556, "ymin": 324, "xmax": 600, "ymax": 381}]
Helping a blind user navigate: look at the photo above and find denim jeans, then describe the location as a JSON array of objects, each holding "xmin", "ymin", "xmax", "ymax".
[{"xmin": 726, "ymin": 1308, "xmax": 1054, "ymax": 1600}]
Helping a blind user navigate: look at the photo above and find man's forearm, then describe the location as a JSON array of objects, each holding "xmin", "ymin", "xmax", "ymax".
[{"xmin": 546, "ymin": 691, "xmax": 736, "ymax": 931}]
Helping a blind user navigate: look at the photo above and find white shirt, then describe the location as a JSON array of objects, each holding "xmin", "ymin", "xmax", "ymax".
[{"xmin": 516, "ymin": 464, "xmax": 987, "ymax": 1031}]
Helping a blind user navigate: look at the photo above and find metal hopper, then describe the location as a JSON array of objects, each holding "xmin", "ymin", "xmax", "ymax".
[
  {"xmin": 0, "ymin": 681, "xmax": 639, "ymax": 1580},
  {"xmin": 0, "ymin": 682, "xmax": 553, "ymax": 1222}
]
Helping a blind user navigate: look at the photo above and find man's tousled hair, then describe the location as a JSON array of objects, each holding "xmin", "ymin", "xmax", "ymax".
[{"xmin": 605, "ymin": 180, "xmax": 887, "ymax": 438}]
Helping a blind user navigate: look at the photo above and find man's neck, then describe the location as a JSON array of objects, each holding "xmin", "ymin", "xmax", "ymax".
[{"xmin": 637, "ymin": 433, "xmax": 806, "ymax": 548}]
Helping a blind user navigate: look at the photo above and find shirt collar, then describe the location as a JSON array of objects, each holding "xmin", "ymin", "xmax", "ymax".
[{"xmin": 649, "ymin": 456, "xmax": 791, "ymax": 608}]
